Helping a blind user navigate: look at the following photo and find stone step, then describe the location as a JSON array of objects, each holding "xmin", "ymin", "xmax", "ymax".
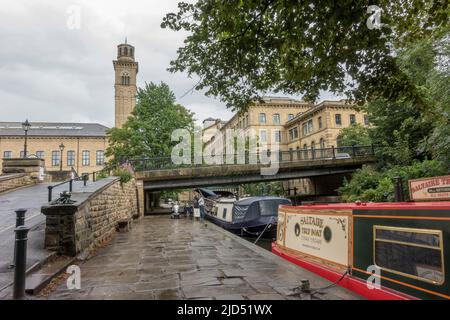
[{"xmin": 25, "ymin": 256, "xmax": 75, "ymax": 295}]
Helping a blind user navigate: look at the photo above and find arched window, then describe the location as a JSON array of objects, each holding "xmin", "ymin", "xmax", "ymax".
[
  {"xmin": 320, "ymin": 138, "xmax": 325, "ymax": 158},
  {"xmin": 311, "ymin": 141, "xmax": 316, "ymax": 159},
  {"xmin": 124, "ymin": 46, "xmax": 128, "ymax": 55},
  {"xmin": 303, "ymin": 144, "xmax": 308, "ymax": 160}
]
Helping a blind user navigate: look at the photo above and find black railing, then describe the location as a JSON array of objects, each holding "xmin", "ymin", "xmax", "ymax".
[
  {"xmin": 128, "ymin": 144, "xmax": 377, "ymax": 172},
  {"xmin": 47, "ymin": 167, "xmax": 113, "ymax": 202}
]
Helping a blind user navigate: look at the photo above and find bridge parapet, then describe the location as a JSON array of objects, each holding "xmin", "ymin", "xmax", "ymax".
[{"xmin": 131, "ymin": 145, "xmax": 376, "ymax": 172}]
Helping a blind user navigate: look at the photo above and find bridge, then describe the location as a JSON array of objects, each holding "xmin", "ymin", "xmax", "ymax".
[{"xmin": 132, "ymin": 145, "xmax": 377, "ymax": 191}]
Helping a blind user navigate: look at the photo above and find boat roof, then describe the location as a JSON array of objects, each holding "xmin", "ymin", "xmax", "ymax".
[
  {"xmin": 280, "ymin": 201, "xmax": 450, "ymax": 210},
  {"xmin": 235, "ymin": 196, "xmax": 291, "ymax": 206}
]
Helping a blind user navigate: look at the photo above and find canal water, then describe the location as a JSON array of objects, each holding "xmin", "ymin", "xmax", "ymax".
[{"xmin": 241, "ymin": 236, "xmax": 274, "ymax": 251}]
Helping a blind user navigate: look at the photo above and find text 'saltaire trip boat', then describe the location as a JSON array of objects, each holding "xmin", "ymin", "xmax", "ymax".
[{"xmin": 272, "ymin": 201, "xmax": 450, "ymax": 300}]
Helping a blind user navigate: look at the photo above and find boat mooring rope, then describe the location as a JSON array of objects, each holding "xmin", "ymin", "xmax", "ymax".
[{"xmin": 253, "ymin": 223, "xmax": 273, "ymax": 244}]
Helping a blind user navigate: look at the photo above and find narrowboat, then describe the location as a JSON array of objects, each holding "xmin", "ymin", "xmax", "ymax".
[
  {"xmin": 198, "ymin": 188, "xmax": 291, "ymax": 237},
  {"xmin": 272, "ymin": 201, "xmax": 450, "ymax": 299}
]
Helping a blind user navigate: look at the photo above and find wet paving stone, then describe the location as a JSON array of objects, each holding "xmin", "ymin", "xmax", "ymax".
[{"xmin": 45, "ymin": 216, "xmax": 361, "ymax": 300}]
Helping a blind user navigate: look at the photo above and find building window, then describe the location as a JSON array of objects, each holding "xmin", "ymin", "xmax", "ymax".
[
  {"xmin": 318, "ymin": 116, "xmax": 323, "ymax": 129},
  {"xmin": 274, "ymin": 130, "xmax": 281, "ymax": 143},
  {"xmin": 289, "ymin": 127, "xmax": 299, "ymax": 141},
  {"xmin": 374, "ymin": 226, "xmax": 444, "ymax": 284},
  {"xmin": 245, "ymin": 115, "xmax": 249, "ymax": 127},
  {"xmin": 3, "ymin": 151, "xmax": 12, "ymax": 159},
  {"xmin": 20, "ymin": 151, "xmax": 25, "ymax": 158},
  {"xmin": 121, "ymin": 72, "xmax": 130, "ymax": 85},
  {"xmin": 259, "ymin": 113, "xmax": 266, "ymax": 124},
  {"xmin": 124, "ymin": 46, "xmax": 128, "ymax": 55},
  {"xmin": 259, "ymin": 130, "xmax": 267, "ymax": 143},
  {"xmin": 288, "ymin": 114, "xmax": 294, "ymax": 121},
  {"xmin": 36, "ymin": 151, "xmax": 44, "ymax": 159},
  {"xmin": 82, "ymin": 151, "xmax": 90, "ymax": 166},
  {"xmin": 335, "ymin": 114, "xmax": 342, "ymax": 126},
  {"xmin": 302, "ymin": 123, "xmax": 308, "ymax": 136},
  {"xmin": 364, "ymin": 114, "xmax": 370, "ymax": 126},
  {"xmin": 349, "ymin": 114, "xmax": 356, "ymax": 125},
  {"xmin": 52, "ymin": 151, "xmax": 60, "ymax": 166},
  {"xmin": 96, "ymin": 151, "xmax": 105, "ymax": 165},
  {"xmin": 273, "ymin": 113, "xmax": 280, "ymax": 124},
  {"xmin": 67, "ymin": 151, "xmax": 75, "ymax": 166},
  {"xmin": 308, "ymin": 119, "xmax": 313, "ymax": 133}
]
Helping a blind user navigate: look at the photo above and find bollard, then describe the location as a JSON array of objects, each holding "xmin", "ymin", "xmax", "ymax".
[
  {"xmin": 394, "ymin": 176, "xmax": 405, "ymax": 202},
  {"xmin": 69, "ymin": 179, "xmax": 73, "ymax": 192},
  {"xmin": 13, "ymin": 225, "xmax": 30, "ymax": 300},
  {"xmin": 83, "ymin": 174, "xmax": 87, "ymax": 187},
  {"xmin": 48, "ymin": 186, "xmax": 53, "ymax": 202},
  {"xmin": 9, "ymin": 209, "xmax": 27, "ymax": 269},
  {"xmin": 93, "ymin": 171, "xmax": 96, "ymax": 182}
]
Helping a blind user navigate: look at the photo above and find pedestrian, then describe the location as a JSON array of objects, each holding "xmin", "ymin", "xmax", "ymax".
[
  {"xmin": 193, "ymin": 195, "xmax": 200, "ymax": 220},
  {"xmin": 198, "ymin": 194, "xmax": 206, "ymax": 226},
  {"xmin": 171, "ymin": 201, "xmax": 180, "ymax": 219}
]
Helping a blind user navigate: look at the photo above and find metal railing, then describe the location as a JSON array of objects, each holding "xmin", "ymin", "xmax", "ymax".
[
  {"xmin": 47, "ymin": 167, "xmax": 113, "ymax": 202},
  {"xmin": 128, "ymin": 144, "xmax": 377, "ymax": 171}
]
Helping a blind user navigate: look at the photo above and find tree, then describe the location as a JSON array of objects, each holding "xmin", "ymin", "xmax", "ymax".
[
  {"xmin": 337, "ymin": 124, "xmax": 372, "ymax": 147},
  {"xmin": 162, "ymin": 1, "xmax": 449, "ymax": 111},
  {"xmin": 106, "ymin": 82, "xmax": 195, "ymax": 162}
]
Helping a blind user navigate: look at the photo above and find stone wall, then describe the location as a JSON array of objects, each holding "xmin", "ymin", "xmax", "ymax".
[
  {"xmin": 42, "ymin": 177, "xmax": 139, "ymax": 256},
  {"xmin": 0, "ymin": 173, "xmax": 36, "ymax": 193}
]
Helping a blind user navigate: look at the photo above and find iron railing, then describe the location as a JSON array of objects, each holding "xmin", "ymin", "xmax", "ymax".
[
  {"xmin": 47, "ymin": 167, "xmax": 114, "ymax": 202},
  {"xmin": 128, "ymin": 144, "xmax": 377, "ymax": 171}
]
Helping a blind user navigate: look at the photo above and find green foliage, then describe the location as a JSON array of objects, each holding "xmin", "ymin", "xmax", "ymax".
[
  {"xmin": 242, "ymin": 181, "xmax": 284, "ymax": 197},
  {"xmin": 112, "ymin": 168, "xmax": 133, "ymax": 184},
  {"xmin": 106, "ymin": 82, "xmax": 195, "ymax": 161},
  {"xmin": 95, "ymin": 170, "xmax": 108, "ymax": 180},
  {"xmin": 162, "ymin": 1, "xmax": 449, "ymax": 111},
  {"xmin": 338, "ymin": 160, "xmax": 448, "ymax": 202},
  {"xmin": 337, "ymin": 124, "xmax": 372, "ymax": 147}
]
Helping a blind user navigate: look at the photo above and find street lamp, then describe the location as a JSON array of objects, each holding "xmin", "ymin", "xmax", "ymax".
[
  {"xmin": 21, "ymin": 119, "xmax": 31, "ymax": 158},
  {"xmin": 59, "ymin": 143, "xmax": 65, "ymax": 172}
]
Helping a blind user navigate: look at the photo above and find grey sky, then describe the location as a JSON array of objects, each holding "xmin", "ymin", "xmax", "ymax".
[{"xmin": 0, "ymin": 0, "xmax": 340, "ymax": 128}]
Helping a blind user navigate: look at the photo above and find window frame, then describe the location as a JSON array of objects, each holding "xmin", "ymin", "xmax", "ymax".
[
  {"xmin": 273, "ymin": 113, "xmax": 281, "ymax": 124},
  {"xmin": 373, "ymin": 225, "xmax": 445, "ymax": 285},
  {"xmin": 335, "ymin": 114, "xmax": 342, "ymax": 126},
  {"xmin": 259, "ymin": 113, "xmax": 266, "ymax": 124},
  {"xmin": 67, "ymin": 150, "xmax": 75, "ymax": 166},
  {"xmin": 82, "ymin": 150, "xmax": 90, "ymax": 166},
  {"xmin": 36, "ymin": 151, "xmax": 45, "ymax": 159},
  {"xmin": 51, "ymin": 151, "xmax": 60, "ymax": 166},
  {"xmin": 349, "ymin": 114, "xmax": 356, "ymax": 125},
  {"xmin": 3, "ymin": 151, "xmax": 12, "ymax": 159},
  {"xmin": 96, "ymin": 150, "xmax": 105, "ymax": 166}
]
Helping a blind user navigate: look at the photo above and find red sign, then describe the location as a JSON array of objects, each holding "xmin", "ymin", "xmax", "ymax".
[{"xmin": 409, "ymin": 175, "xmax": 450, "ymax": 201}]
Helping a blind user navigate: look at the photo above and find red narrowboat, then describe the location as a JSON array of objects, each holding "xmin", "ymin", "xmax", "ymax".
[{"xmin": 272, "ymin": 201, "xmax": 450, "ymax": 300}]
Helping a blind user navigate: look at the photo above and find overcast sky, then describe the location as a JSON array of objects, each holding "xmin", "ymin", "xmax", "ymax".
[{"xmin": 0, "ymin": 0, "xmax": 340, "ymax": 128}]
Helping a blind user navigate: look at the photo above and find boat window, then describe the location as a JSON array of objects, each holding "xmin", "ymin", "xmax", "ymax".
[
  {"xmin": 259, "ymin": 200, "xmax": 289, "ymax": 216},
  {"xmin": 223, "ymin": 208, "xmax": 227, "ymax": 219},
  {"xmin": 374, "ymin": 226, "xmax": 444, "ymax": 285}
]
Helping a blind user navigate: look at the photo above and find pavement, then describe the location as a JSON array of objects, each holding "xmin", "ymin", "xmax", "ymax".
[
  {"xmin": 44, "ymin": 216, "xmax": 361, "ymax": 300},
  {"xmin": 0, "ymin": 178, "xmax": 116, "ymax": 295}
]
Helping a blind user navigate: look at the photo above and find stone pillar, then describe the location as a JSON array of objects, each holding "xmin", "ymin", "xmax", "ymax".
[{"xmin": 135, "ymin": 180, "xmax": 145, "ymax": 218}]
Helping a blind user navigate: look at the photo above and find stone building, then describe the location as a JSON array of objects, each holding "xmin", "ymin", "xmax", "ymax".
[
  {"xmin": 0, "ymin": 40, "xmax": 139, "ymax": 177},
  {"xmin": 204, "ymin": 97, "xmax": 311, "ymax": 155},
  {"xmin": 203, "ymin": 97, "xmax": 368, "ymax": 198},
  {"xmin": 0, "ymin": 122, "xmax": 108, "ymax": 176}
]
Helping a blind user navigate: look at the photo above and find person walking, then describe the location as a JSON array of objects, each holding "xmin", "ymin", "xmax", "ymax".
[
  {"xmin": 198, "ymin": 194, "xmax": 206, "ymax": 226},
  {"xmin": 193, "ymin": 195, "xmax": 200, "ymax": 220}
]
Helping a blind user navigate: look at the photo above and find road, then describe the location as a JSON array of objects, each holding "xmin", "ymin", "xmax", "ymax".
[{"xmin": 0, "ymin": 179, "xmax": 105, "ymax": 292}]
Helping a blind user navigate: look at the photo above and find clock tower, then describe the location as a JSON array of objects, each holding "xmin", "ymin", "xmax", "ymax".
[{"xmin": 113, "ymin": 39, "xmax": 138, "ymax": 128}]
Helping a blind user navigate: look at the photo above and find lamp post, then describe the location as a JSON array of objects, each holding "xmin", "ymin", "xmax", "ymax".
[
  {"xmin": 59, "ymin": 143, "xmax": 65, "ymax": 172},
  {"xmin": 21, "ymin": 120, "xmax": 31, "ymax": 158}
]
